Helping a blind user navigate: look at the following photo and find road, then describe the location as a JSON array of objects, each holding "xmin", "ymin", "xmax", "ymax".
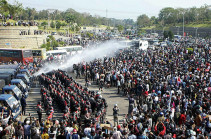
[
  {"xmin": 20, "ymin": 85, "xmax": 63, "ymax": 122},
  {"xmin": 69, "ymin": 73, "xmax": 129, "ymax": 124},
  {"xmin": 20, "ymin": 74, "xmax": 129, "ymax": 125}
]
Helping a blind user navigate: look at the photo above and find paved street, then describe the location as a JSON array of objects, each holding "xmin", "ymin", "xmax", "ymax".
[
  {"xmin": 20, "ymin": 85, "xmax": 63, "ymax": 122},
  {"xmin": 69, "ymin": 73, "xmax": 129, "ymax": 124}
]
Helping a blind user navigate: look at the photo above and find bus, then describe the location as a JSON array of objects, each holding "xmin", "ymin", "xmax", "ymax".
[
  {"xmin": 131, "ymin": 40, "xmax": 149, "ymax": 50},
  {"xmin": 46, "ymin": 50, "xmax": 68, "ymax": 57},
  {"xmin": 0, "ymin": 49, "xmax": 33, "ymax": 64},
  {"xmin": 32, "ymin": 48, "xmax": 47, "ymax": 60},
  {"xmin": 56, "ymin": 45, "xmax": 83, "ymax": 56},
  {"xmin": 119, "ymin": 40, "xmax": 133, "ymax": 48}
]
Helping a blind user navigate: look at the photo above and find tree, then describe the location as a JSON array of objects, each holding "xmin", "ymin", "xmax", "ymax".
[
  {"xmin": 56, "ymin": 21, "xmax": 61, "ymax": 29},
  {"xmin": 138, "ymin": 28, "xmax": 146, "ymax": 36},
  {"xmin": 106, "ymin": 26, "xmax": 111, "ymax": 31},
  {"xmin": 50, "ymin": 21, "xmax": 55, "ymax": 28},
  {"xmin": 65, "ymin": 14, "xmax": 76, "ymax": 24},
  {"xmin": 163, "ymin": 31, "xmax": 168, "ymax": 39},
  {"xmin": 168, "ymin": 30, "xmax": 174, "ymax": 40},
  {"xmin": 137, "ymin": 14, "xmax": 150, "ymax": 27},
  {"xmin": 159, "ymin": 7, "xmax": 177, "ymax": 25},
  {"xmin": 41, "ymin": 21, "xmax": 48, "ymax": 26},
  {"xmin": 117, "ymin": 25, "xmax": 124, "ymax": 33}
]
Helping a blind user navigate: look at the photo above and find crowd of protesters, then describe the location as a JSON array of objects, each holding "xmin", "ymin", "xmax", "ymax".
[
  {"xmin": 73, "ymin": 39, "xmax": 211, "ymax": 138},
  {"xmin": 0, "ymin": 37, "xmax": 210, "ymax": 139}
]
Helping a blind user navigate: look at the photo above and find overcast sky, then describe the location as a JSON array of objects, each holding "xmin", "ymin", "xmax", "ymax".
[{"xmin": 10, "ymin": 0, "xmax": 211, "ymax": 20}]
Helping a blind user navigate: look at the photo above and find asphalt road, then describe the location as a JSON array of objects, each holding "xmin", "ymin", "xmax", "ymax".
[{"xmin": 69, "ymin": 73, "xmax": 129, "ymax": 124}]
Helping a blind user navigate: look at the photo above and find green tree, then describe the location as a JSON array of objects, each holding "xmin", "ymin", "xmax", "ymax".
[
  {"xmin": 50, "ymin": 21, "xmax": 55, "ymax": 28},
  {"xmin": 106, "ymin": 26, "xmax": 111, "ymax": 31},
  {"xmin": 163, "ymin": 31, "xmax": 168, "ymax": 39},
  {"xmin": 137, "ymin": 14, "xmax": 150, "ymax": 27},
  {"xmin": 56, "ymin": 21, "xmax": 61, "ymax": 29},
  {"xmin": 117, "ymin": 25, "xmax": 124, "ymax": 33},
  {"xmin": 159, "ymin": 7, "xmax": 177, "ymax": 25},
  {"xmin": 168, "ymin": 30, "xmax": 174, "ymax": 40},
  {"xmin": 138, "ymin": 28, "xmax": 146, "ymax": 36},
  {"xmin": 41, "ymin": 21, "xmax": 48, "ymax": 26}
]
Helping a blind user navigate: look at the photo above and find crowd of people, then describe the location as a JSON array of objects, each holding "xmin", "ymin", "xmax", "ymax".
[
  {"xmin": 74, "ymin": 39, "xmax": 211, "ymax": 138},
  {"xmin": 0, "ymin": 37, "xmax": 210, "ymax": 139}
]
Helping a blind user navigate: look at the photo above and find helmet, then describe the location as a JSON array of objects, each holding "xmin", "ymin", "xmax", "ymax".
[
  {"xmin": 73, "ymin": 129, "xmax": 77, "ymax": 133},
  {"xmin": 99, "ymin": 95, "xmax": 102, "ymax": 99},
  {"xmin": 114, "ymin": 104, "xmax": 118, "ymax": 107},
  {"xmin": 117, "ymin": 125, "xmax": 121, "ymax": 129}
]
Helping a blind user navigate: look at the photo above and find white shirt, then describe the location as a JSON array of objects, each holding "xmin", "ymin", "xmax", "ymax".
[{"xmin": 1, "ymin": 115, "xmax": 10, "ymax": 126}]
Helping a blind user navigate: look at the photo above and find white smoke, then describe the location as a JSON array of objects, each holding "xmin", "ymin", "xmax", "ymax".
[{"xmin": 34, "ymin": 40, "xmax": 128, "ymax": 76}]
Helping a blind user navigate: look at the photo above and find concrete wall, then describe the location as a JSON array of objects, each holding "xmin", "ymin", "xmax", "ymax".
[
  {"xmin": 145, "ymin": 27, "xmax": 211, "ymax": 38},
  {"xmin": 0, "ymin": 26, "xmax": 46, "ymax": 49}
]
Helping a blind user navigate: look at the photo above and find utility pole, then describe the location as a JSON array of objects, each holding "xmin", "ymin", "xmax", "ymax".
[
  {"xmin": 47, "ymin": 9, "xmax": 56, "ymax": 34},
  {"xmin": 183, "ymin": 12, "xmax": 185, "ymax": 38},
  {"xmin": 106, "ymin": 9, "xmax": 109, "ymax": 27}
]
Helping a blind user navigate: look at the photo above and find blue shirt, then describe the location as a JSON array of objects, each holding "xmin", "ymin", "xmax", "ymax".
[{"xmin": 24, "ymin": 125, "xmax": 31, "ymax": 135}]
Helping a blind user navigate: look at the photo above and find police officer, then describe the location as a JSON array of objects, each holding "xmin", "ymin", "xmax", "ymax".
[
  {"xmin": 37, "ymin": 101, "xmax": 43, "ymax": 123},
  {"xmin": 20, "ymin": 95, "xmax": 26, "ymax": 115},
  {"xmin": 113, "ymin": 104, "xmax": 119, "ymax": 127}
]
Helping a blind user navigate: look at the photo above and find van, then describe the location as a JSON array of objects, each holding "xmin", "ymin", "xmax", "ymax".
[
  {"xmin": 0, "ymin": 74, "xmax": 12, "ymax": 85},
  {"xmin": 0, "ymin": 64, "xmax": 20, "ymax": 70},
  {"xmin": 0, "ymin": 94, "xmax": 21, "ymax": 119},
  {"xmin": 11, "ymin": 79, "xmax": 29, "ymax": 98},
  {"xmin": 2, "ymin": 85, "xmax": 22, "ymax": 101},
  {"xmin": 16, "ymin": 74, "xmax": 30, "ymax": 88},
  {"xmin": 19, "ymin": 69, "xmax": 31, "ymax": 79},
  {"xmin": 0, "ymin": 80, "xmax": 5, "ymax": 91},
  {"xmin": 0, "ymin": 69, "xmax": 17, "ymax": 78}
]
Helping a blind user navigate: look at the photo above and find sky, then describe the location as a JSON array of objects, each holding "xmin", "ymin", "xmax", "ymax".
[{"xmin": 10, "ymin": 0, "xmax": 211, "ymax": 20}]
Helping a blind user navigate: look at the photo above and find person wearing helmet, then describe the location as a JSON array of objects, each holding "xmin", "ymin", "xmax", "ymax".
[
  {"xmin": 72, "ymin": 129, "xmax": 80, "ymax": 139},
  {"xmin": 113, "ymin": 104, "xmax": 119, "ymax": 127},
  {"xmin": 37, "ymin": 102, "xmax": 43, "ymax": 124}
]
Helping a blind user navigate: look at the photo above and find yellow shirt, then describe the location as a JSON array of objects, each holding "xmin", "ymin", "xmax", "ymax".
[{"xmin": 41, "ymin": 133, "xmax": 49, "ymax": 139}]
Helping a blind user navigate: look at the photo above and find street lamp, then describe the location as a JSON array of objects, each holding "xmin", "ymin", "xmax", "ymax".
[
  {"xmin": 182, "ymin": 12, "xmax": 185, "ymax": 38},
  {"xmin": 194, "ymin": 27, "xmax": 198, "ymax": 38}
]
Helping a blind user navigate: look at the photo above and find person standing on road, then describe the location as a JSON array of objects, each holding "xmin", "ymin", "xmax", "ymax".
[
  {"xmin": 37, "ymin": 102, "xmax": 43, "ymax": 124},
  {"xmin": 21, "ymin": 95, "xmax": 27, "ymax": 116},
  {"xmin": 113, "ymin": 104, "xmax": 119, "ymax": 127}
]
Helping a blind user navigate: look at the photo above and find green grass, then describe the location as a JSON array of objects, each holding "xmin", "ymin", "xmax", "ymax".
[{"xmin": 141, "ymin": 26, "xmax": 156, "ymax": 30}]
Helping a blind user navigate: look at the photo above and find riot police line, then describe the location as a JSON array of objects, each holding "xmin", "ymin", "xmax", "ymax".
[{"xmin": 38, "ymin": 69, "xmax": 108, "ymax": 126}]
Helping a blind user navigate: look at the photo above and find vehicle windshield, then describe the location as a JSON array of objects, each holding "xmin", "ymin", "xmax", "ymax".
[
  {"xmin": 24, "ymin": 75, "xmax": 30, "ymax": 82},
  {"xmin": 23, "ymin": 50, "xmax": 32, "ymax": 58},
  {"xmin": 18, "ymin": 75, "xmax": 29, "ymax": 83},
  {"xmin": 6, "ymin": 96, "xmax": 19, "ymax": 110},
  {"xmin": 19, "ymin": 81, "xmax": 26, "ymax": 88},
  {"xmin": 22, "ymin": 71, "xmax": 30, "ymax": 77},
  {"xmin": 13, "ymin": 86, "xmax": 22, "ymax": 98}
]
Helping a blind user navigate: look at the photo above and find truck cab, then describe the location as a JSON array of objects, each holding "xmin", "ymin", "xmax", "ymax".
[
  {"xmin": 19, "ymin": 69, "xmax": 32, "ymax": 79},
  {"xmin": 0, "ymin": 69, "xmax": 17, "ymax": 79},
  {"xmin": 0, "ymin": 74, "xmax": 12, "ymax": 85},
  {"xmin": 0, "ymin": 94, "xmax": 21, "ymax": 119},
  {"xmin": 11, "ymin": 79, "xmax": 29, "ymax": 98},
  {"xmin": 2, "ymin": 85, "xmax": 22, "ymax": 101},
  {"xmin": 16, "ymin": 74, "xmax": 31, "ymax": 89}
]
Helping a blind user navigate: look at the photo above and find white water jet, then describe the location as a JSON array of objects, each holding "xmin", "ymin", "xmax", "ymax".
[{"xmin": 34, "ymin": 40, "xmax": 128, "ymax": 76}]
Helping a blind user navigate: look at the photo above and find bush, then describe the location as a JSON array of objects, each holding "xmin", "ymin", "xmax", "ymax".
[{"xmin": 41, "ymin": 21, "xmax": 48, "ymax": 26}]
